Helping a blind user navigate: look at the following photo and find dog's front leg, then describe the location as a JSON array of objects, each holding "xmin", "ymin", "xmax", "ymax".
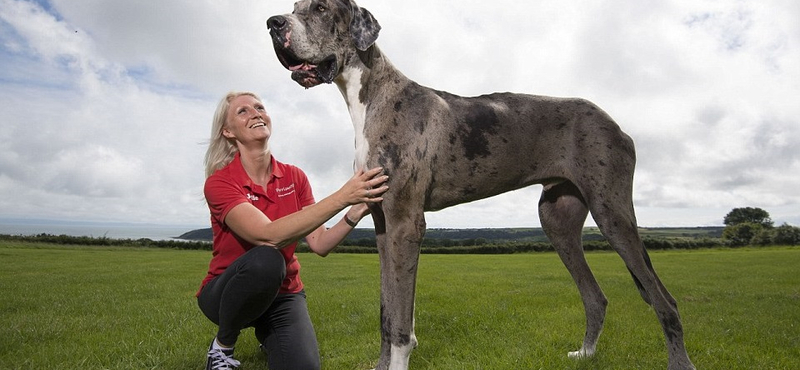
[{"xmin": 371, "ymin": 203, "xmax": 424, "ymax": 370}]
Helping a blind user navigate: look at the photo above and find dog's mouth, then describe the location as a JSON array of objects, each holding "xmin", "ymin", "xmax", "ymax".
[{"xmin": 272, "ymin": 44, "xmax": 337, "ymax": 88}]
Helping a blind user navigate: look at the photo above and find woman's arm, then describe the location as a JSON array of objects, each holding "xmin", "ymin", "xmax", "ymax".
[
  {"xmin": 223, "ymin": 168, "xmax": 387, "ymax": 248},
  {"xmin": 304, "ymin": 203, "xmax": 371, "ymax": 257}
]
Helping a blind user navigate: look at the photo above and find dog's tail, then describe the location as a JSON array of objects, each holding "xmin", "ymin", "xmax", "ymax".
[{"xmin": 627, "ymin": 247, "xmax": 654, "ymax": 306}]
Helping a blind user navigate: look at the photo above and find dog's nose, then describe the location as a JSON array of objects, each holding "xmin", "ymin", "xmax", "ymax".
[{"xmin": 267, "ymin": 16, "xmax": 287, "ymax": 31}]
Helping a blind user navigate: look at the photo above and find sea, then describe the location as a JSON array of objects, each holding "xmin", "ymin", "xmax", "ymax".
[{"xmin": 0, "ymin": 219, "xmax": 203, "ymax": 241}]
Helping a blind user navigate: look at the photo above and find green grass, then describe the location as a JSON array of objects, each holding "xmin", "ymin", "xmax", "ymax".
[{"xmin": 1, "ymin": 243, "xmax": 798, "ymax": 369}]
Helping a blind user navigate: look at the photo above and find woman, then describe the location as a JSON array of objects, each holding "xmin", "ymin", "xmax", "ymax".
[{"xmin": 197, "ymin": 92, "xmax": 388, "ymax": 370}]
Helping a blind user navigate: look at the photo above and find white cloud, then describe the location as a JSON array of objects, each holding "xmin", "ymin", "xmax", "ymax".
[
  {"xmin": 45, "ymin": 145, "xmax": 146, "ymax": 197},
  {"xmin": 0, "ymin": 0, "xmax": 798, "ymax": 229}
]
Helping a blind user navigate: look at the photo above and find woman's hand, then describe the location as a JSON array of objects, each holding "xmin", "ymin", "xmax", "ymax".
[
  {"xmin": 348, "ymin": 202, "xmax": 372, "ymax": 219},
  {"xmin": 336, "ymin": 167, "xmax": 389, "ymax": 206},
  {"xmin": 304, "ymin": 168, "xmax": 386, "ymax": 255},
  {"xmin": 344, "ymin": 202, "xmax": 372, "ymax": 228}
]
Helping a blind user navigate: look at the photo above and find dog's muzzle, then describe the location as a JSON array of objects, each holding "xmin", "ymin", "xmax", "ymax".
[{"xmin": 267, "ymin": 15, "xmax": 338, "ymax": 88}]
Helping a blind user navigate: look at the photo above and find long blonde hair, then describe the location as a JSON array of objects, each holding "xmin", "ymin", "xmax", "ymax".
[{"xmin": 204, "ymin": 91, "xmax": 261, "ymax": 178}]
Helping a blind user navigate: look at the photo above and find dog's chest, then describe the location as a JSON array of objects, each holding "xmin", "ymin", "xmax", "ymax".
[{"xmin": 337, "ymin": 67, "xmax": 370, "ymax": 170}]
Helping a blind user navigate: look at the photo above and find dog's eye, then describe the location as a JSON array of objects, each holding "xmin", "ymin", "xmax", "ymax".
[{"xmin": 316, "ymin": 5, "xmax": 326, "ymax": 12}]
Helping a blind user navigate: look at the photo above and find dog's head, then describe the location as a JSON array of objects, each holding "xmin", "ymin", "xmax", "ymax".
[{"xmin": 267, "ymin": 0, "xmax": 381, "ymax": 88}]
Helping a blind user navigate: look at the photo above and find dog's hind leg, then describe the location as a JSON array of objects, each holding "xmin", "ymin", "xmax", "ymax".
[
  {"xmin": 539, "ymin": 181, "xmax": 608, "ymax": 359},
  {"xmin": 627, "ymin": 245, "xmax": 675, "ymax": 307},
  {"xmin": 590, "ymin": 200, "xmax": 695, "ymax": 370}
]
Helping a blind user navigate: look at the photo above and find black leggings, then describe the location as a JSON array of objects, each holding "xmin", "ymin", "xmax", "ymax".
[{"xmin": 197, "ymin": 246, "xmax": 320, "ymax": 370}]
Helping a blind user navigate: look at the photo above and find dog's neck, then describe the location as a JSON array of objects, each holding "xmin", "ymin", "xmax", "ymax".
[
  {"xmin": 334, "ymin": 44, "xmax": 408, "ymax": 170},
  {"xmin": 334, "ymin": 44, "xmax": 408, "ymax": 104}
]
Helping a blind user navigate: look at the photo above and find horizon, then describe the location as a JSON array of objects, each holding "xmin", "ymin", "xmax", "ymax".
[{"xmin": 0, "ymin": 217, "xmax": 731, "ymax": 231}]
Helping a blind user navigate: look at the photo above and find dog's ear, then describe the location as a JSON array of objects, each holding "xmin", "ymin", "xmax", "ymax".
[{"xmin": 350, "ymin": 6, "xmax": 381, "ymax": 51}]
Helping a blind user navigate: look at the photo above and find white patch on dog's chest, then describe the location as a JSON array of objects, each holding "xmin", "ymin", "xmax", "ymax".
[{"xmin": 337, "ymin": 67, "xmax": 370, "ymax": 171}]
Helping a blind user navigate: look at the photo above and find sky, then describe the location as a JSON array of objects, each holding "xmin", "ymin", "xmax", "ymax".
[{"xmin": 0, "ymin": 0, "xmax": 798, "ymax": 230}]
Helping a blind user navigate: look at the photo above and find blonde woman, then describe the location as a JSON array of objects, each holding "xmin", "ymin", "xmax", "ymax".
[{"xmin": 197, "ymin": 92, "xmax": 387, "ymax": 370}]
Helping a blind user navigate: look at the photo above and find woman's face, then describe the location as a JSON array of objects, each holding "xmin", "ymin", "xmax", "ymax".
[{"xmin": 222, "ymin": 94, "xmax": 272, "ymax": 145}]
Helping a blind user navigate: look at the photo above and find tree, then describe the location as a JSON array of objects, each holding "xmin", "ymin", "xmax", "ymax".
[
  {"xmin": 722, "ymin": 222, "xmax": 763, "ymax": 247},
  {"xmin": 751, "ymin": 228, "xmax": 774, "ymax": 246},
  {"xmin": 773, "ymin": 223, "xmax": 800, "ymax": 245},
  {"xmin": 723, "ymin": 207, "xmax": 773, "ymax": 228}
]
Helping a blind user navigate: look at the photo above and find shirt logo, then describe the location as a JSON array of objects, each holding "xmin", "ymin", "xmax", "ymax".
[
  {"xmin": 276, "ymin": 183, "xmax": 296, "ymax": 198},
  {"xmin": 246, "ymin": 193, "xmax": 259, "ymax": 201}
]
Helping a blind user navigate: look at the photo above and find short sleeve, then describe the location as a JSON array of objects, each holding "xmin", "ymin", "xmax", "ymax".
[
  {"xmin": 204, "ymin": 174, "xmax": 249, "ymax": 225},
  {"xmin": 293, "ymin": 166, "xmax": 316, "ymax": 207}
]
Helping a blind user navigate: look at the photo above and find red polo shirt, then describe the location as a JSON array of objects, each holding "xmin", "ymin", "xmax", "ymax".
[{"xmin": 199, "ymin": 153, "xmax": 315, "ymax": 295}]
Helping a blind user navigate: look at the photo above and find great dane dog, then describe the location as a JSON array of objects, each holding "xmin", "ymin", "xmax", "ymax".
[{"xmin": 267, "ymin": 1, "xmax": 695, "ymax": 369}]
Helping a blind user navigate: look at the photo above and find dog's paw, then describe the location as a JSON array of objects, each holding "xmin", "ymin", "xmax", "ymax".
[{"xmin": 568, "ymin": 347, "xmax": 595, "ymax": 359}]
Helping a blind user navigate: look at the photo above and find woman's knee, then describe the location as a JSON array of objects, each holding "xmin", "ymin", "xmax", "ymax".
[
  {"xmin": 240, "ymin": 246, "xmax": 286, "ymax": 282},
  {"xmin": 265, "ymin": 344, "xmax": 320, "ymax": 370}
]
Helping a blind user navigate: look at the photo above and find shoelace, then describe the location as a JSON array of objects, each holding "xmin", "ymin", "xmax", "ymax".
[{"xmin": 207, "ymin": 348, "xmax": 241, "ymax": 370}]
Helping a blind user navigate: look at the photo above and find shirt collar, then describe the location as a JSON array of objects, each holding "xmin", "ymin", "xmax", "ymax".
[{"xmin": 230, "ymin": 152, "xmax": 284, "ymax": 192}]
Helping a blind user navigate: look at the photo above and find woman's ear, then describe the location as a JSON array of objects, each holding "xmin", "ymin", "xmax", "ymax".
[{"xmin": 222, "ymin": 128, "xmax": 235, "ymax": 139}]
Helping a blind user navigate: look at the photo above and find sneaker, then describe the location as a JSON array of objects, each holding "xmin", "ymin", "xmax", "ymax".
[{"xmin": 206, "ymin": 339, "xmax": 241, "ymax": 370}]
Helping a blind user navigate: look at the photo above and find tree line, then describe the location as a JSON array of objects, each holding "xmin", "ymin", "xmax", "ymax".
[
  {"xmin": 0, "ymin": 233, "xmax": 211, "ymax": 250},
  {"xmin": 0, "ymin": 233, "xmax": 725, "ymax": 254},
  {"xmin": 2, "ymin": 207, "xmax": 796, "ymax": 253}
]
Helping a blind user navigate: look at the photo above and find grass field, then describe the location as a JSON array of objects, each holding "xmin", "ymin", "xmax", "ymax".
[{"xmin": 1, "ymin": 243, "xmax": 798, "ymax": 369}]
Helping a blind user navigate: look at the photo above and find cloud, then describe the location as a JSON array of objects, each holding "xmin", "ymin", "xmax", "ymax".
[
  {"xmin": 0, "ymin": 0, "xmax": 798, "ymax": 229},
  {"xmin": 44, "ymin": 145, "xmax": 145, "ymax": 197}
]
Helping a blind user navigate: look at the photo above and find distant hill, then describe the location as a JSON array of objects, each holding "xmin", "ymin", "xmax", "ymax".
[
  {"xmin": 178, "ymin": 228, "xmax": 213, "ymax": 240},
  {"xmin": 178, "ymin": 226, "xmax": 723, "ymax": 242}
]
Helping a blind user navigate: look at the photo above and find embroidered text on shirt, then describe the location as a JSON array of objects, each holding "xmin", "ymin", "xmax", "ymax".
[{"xmin": 277, "ymin": 183, "xmax": 296, "ymax": 198}]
